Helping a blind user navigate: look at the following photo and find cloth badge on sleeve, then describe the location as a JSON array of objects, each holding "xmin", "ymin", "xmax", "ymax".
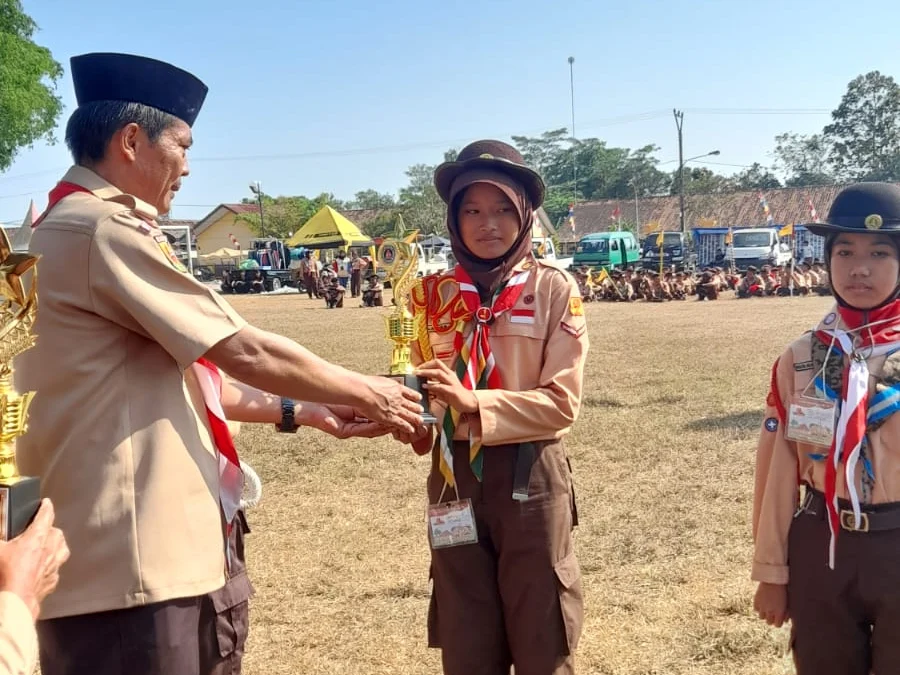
[
  {"xmin": 568, "ymin": 297, "xmax": 584, "ymax": 316},
  {"xmin": 765, "ymin": 417, "xmax": 778, "ymax": 432},
  {"xmin": 154, "ymin": 234, "xmax": 188, "ymax": 273},
  {"xmin": 794, "ymin": 360, "xmax": 814, "ymax": 372},
  {"xmin": 560, "ymin": 321, "xmax": 585, "ymax": 339}
]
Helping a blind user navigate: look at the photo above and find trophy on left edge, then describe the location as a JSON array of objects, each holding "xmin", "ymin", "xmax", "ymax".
[{"xmin": 0, "ymin": 227, "xmax": 41, "ymax": 541}]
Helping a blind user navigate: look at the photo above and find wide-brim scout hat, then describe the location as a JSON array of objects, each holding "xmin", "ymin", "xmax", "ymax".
[
  {"xmin": 434, "ymin": 140, "xmax": 545, "ymax": 207},
  {"xmin": 806, "ymin": 182, "xmax": 900, "ymax": 237},
  {"xmin": 71, "ymin": 53, "xmax": 208, "ymax": 127}
]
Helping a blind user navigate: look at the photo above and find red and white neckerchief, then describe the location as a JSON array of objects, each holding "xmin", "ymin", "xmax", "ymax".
[
  {"xmin": 190, "ymin": 358, "xmax": 244, "ymax": 531},
  {"xmin": 437, "ymin": 263, "xmax": 530, "ymax": 486},
  {"xmin": 816, "ymin": 301, "xmax": 900, "ymax": 567}
]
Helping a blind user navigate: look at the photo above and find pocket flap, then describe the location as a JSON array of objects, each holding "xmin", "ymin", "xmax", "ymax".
[
  {"xmin": 210, "ymin": 570, "xmax": 254, "ymax": 613},
  {"xmin": 553, "ymin": 550, "xmax": 581, "ymax": 590}
]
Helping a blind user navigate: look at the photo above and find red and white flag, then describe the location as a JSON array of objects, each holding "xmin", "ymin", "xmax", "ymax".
[
  {"xmin": 808, "ymin": 198, "xmax": 819, "ymax": 222},
  {"xmin": 229, "ymin": 233, "xmax": 241, "ymax": 250},
  {"xmin": 610, "ymin": 204, "xmax": 621, "ymax": 221}
]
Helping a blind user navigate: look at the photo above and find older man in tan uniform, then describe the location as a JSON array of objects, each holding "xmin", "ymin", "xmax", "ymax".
[{"xmin": 15, "ymin": 53, "xmax": 422, "ymax": 675}]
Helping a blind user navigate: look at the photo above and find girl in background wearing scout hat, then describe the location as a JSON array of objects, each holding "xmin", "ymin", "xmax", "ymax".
[
  {"xmin": 753, "ymin": 182, "xmax": 900, "ymax": 674},
  {"xmin": 394, "ymin": 140, "xmax": 588, "ymax": 675}
]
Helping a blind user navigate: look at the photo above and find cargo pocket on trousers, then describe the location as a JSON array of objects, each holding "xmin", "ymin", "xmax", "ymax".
[
  {"xmin": 211, "ymin": 571, "xmax": 253, "ymax": 657},
  {"xmin": 553, "ymin": 550, "xmax": 584, "ymax": 654}
]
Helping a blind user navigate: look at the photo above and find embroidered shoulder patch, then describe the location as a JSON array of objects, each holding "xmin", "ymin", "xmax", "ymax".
[
  {"xmin": 765, "ymin": 417, "xmax": 778, "ymax": 432},
  {"xmin": 568, "ymin": 297, "xmax": 584, "ymax": 316},
  {"xmin": 794, "ymin": 360, "xmax": 814, "ymax": 372},
  {"xmin": 154, "ymin": 234, "xmax": 188, "ymax": 273}
]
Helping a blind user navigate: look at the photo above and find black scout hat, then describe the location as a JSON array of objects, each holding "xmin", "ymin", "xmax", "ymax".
[
  {"xmin": 434, "ymin": 140, "xmax": 545, "ymax": 207},
  {"xmin": 806, "ymin": 182, "xmax": 900, "ymax": 237},
  {"xmin": 71, "ymin": 53, "xmax": 208, "ymax": 127}
]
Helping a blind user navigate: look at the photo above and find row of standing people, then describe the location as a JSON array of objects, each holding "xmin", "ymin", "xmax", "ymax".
[{"xmin": 298, "ymin": 251, "xmax": 371, "ymax": 299}]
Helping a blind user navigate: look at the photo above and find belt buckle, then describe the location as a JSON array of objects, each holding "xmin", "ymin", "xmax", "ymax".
[{"xmin": 840, "ymin": 509, "xmax": 870, "ymax": 533}]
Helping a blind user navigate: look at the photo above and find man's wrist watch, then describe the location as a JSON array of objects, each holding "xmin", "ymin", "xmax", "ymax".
[{"xmin": 276, "ymin": 398, "xmax": 298, "ymax": 433}]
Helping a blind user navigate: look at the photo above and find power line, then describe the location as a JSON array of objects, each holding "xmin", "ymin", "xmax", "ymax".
[{"xmin": 0, "ymin": 107, "xmax": 833, "ymax": 181}]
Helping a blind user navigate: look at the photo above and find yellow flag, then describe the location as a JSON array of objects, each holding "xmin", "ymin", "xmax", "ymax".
[
  {"xmin": 724, "ymin": 228, "xmax": 733, "ymax": 245},
  {"xmin": 779, "ymin": 223, "xmax": 793, "ymax": 237},
  {"xmin": 595, "ymin": 268, "xmax": 609, "ymax": 284},
  {"xmin": 656, "ymin": 230, "xmax": 665, "ymax": 246}
]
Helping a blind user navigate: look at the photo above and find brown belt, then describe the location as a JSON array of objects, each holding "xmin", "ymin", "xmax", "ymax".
[{"xmin": 799, "ymin": 486, "xmax": 900, "ymax": 533}]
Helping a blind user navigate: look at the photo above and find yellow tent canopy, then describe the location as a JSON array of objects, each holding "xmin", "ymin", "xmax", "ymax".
[
  {"xmin": 199, "ymin": 247, "xmax": 244, "ymax": 261},
  {"xmin": 287, "ymin": 206, "xmax": 374, "ymax": 250}
]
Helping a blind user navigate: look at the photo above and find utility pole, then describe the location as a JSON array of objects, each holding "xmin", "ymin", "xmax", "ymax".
[
  {"xmin": 568, "ymin": 56, "xmax": 577, "ymax": 203},
  {"xmin": 674, "ymin": 109, "xmax": 685, "ymax": 235}
]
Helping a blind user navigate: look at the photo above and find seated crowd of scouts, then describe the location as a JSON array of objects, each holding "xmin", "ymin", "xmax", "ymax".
[{"xmin": 574, "ymin": 261, "xmax": 831, "ymax": 302}]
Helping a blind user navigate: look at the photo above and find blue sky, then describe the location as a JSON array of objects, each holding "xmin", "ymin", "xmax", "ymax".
[{"xmin": 2, "ymin": 0, "xmax": 899, "ymax": 224}]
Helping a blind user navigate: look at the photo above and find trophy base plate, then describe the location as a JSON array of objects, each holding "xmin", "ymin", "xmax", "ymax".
[
  {"xmin": 385, "ymin": 373, "xmax": 438, "ymax": 424},
  {"xmin": 0, "ymin": 475, "xmax": 40, "ymax": 541}
]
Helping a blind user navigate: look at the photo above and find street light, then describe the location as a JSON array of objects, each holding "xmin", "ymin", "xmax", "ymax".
[{"xmin": 249, "ymin": 181, "xmax": 266, "ymax": 239}]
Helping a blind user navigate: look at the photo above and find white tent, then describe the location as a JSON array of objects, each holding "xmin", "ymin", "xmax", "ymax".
[{"xmin": 10, "ymin": 201, "xmax": 39, "ymax": 252}]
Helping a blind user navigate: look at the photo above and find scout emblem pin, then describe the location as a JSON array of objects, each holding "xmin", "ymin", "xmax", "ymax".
[
  {"xmin": 865, "ymin": 214, "xmax": 883, "ymax": 230},
  {"xmin": 475, "ymin": 306, "xmax": 493, "ymax": 324}
]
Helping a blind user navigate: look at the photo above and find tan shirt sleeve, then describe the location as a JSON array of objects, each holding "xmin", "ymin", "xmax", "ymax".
[
  {"xmin": 89, "ymin": 211, "xmax": 247, "ymax": 367},
  {"xmin": 473, "ymin": 271, "xmax": 588, "ymax": 446},
  {"xmin": 752, "ymin": 349, "xmax": 800, "ymax": 585},
  {"xmin": 0, "ymin": 592, "xmax": 37, "ymax": 675}
]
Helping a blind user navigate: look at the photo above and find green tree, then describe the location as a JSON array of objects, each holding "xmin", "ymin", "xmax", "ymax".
[
  {"xmin": 347, "ymin": 189, "xmax": 396, "ymax": 210},
  {"xmin": 236, "ymin": 192, "xmax": 344, "ymax": 239},
  {"xmin": 0, "ymin": 0, "xmax": 63, "ymax": 171},
  {"xmin": 823, "ymin": 71, "xmax": 900, "ymax": 179},
  {"xmin": 670, "ymin": 166, "xmax": 734, "ymax": 195},
  {"xmin": 732, "ymin": 162, "xmax": 782, "ymax": 190},
  {"xmin": 398, "ymin": 163, "xmax": 446, "ymax": 234},
  {"xmin": 771, "ymin": 132, "xmax": 835, "ymax": 186}
]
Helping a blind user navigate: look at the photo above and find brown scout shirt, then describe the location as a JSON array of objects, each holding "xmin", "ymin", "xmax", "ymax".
[
  {"xmin": 14, "ymin": 166, "xmax": 247, "ymax": 619},
  {"xmin": 411, "ymin": 258, "xmax": 588, "ymax": 447},
  {"xmin": 753, "ymin": 310, "xmax": 900, "ymax": 585}
]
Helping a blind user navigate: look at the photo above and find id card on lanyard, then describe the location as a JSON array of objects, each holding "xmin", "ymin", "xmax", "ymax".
[{"xmin": 786, "ymin": 394, "xmax": 837, "ymax": 448}]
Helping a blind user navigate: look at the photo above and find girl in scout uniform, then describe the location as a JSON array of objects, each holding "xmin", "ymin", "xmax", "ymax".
[
  {"xmin": 395, "ymin": 140, "xmax": 588, "ymax": 675},
  {"xmin": 753, "ymin": 182, "xmax": 900, "ymax": 674}
]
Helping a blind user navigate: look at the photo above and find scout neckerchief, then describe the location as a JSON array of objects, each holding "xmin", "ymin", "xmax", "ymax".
[
  {"xmin": 32, "ymin": 181, "xmax": 93, "ymax": 227},
  {"xmin": 190, "ymin": 359, "xmax": 245, "ymax": 533},
  {"xmin": 35, "ymin": 179, "xmax": 245, "ymax": 565},
  {"xmin": 437, "ymin": 263, "xmax": 530, "ymax": 487},
  {"xmin": 811, "ymin": 301, "xmax": 900, "ymax": 568}
]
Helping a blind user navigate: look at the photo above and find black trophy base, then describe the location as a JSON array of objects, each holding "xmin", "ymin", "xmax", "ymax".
[
  {"xmin": 386, "ymin": 373, "xmax": 438, "ymax": 424},
  {"xmin": 0, "ymin": 476, "xmax": 41, "ymax": 541}
]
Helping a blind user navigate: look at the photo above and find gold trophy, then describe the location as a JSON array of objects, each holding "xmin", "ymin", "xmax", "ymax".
[
  {"xmin": 0, "ymin": 228, "xmax": 40, "ymax": 540},
  {"xmin": 378, "ymin": 222, "xmax": 437, "ymax": 424}
]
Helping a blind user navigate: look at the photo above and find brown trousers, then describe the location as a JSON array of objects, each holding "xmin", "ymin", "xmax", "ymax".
[
  {"xmin": 427, "ymin": 440, "xmax": 582, "ymax": 675},
  {"xmin": 37, "ymin": 512, "xmax": 253, "ymax": 675},
  {"xmin": 789, "ymin": 498, "xmax": 900, "ymax": 675}
]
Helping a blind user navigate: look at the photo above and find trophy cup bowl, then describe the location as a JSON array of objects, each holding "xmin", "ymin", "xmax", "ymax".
[
  {"xmin": 378, "ymin": 239, "xmax": 437, "ymax": 425},
  {"xmin": 0, "ymin": 229, "xmax": 41, "ymax": 540}
]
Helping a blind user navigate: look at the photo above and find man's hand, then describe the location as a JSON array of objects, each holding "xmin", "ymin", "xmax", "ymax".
[
  {"xmin": 357, "ymin": 375, "xmax": 424, "ymax": 433},
  {"xmin": 753, "ymin": 581, "xmax": 789, "ymax": 628},
  {"xmin": 0, "ymin": 499, "xmax": 70, "ymax": 620},
  {"xmin": 416, "ymin": 360, "xmax": 478, "ymax": 414},
  {"xmin": 301, "ymin": 403, "xmax": 391, "ymax": 440}
]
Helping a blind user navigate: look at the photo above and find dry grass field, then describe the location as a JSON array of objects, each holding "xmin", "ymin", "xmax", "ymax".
[{"xmin": 228, "ymin": 289, "xmax": 833, "ymax": 675}]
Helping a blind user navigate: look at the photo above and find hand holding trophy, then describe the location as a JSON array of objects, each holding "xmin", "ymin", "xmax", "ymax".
[
  {"xmin": 0, "ymin": 228, "xmax": 41, "ymax": 540},
  {"xmin": 377, "ymin": 223, "xmax": 437, "ymax": 425}
]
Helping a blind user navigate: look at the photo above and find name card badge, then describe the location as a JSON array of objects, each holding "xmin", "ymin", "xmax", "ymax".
[
  {"xmin": 785, "ymin": 395, "xmax": 836, "ymax": 447},
  {"xmin": 427, "ymin": 499, "xmax": 478, "ymax": 549}
]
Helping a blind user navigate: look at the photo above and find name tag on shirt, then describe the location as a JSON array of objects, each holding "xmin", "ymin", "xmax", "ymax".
[
  {"xmin": 427, "ymin": 499, "xmax": 478, "ymax": 549},
  {"xmin": 785, "ymin": 395, "xmax": 836, "ymax": 448}
]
